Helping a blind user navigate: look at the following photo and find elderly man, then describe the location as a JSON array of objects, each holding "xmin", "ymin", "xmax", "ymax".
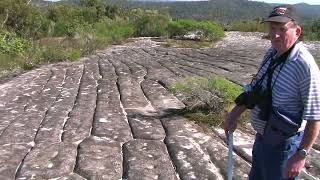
[{"xmin": 224, "ymin": 5, "xmax": 320, "ymax": 180}]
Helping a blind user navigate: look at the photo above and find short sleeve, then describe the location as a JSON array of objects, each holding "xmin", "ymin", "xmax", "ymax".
[{"xmin": 300, "ymin": 61, "xmax": 320, "ymax": 120}]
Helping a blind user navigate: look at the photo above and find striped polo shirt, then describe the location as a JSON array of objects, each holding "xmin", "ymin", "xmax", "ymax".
[{"xmin": 250, "ymin": 42, "xmax": 320, "ymax": 135}]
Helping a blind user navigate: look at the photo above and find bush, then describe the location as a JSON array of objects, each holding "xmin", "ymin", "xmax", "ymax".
[
  {"xmin": 169, "ymin": 76, "xmax": 242, "ymax": 126},
  {"xmin": 0, "ymin": 54, "xmax": 16, "ymax": 71},
  {"xmin": 67, "ymin": 49, "xmax": 81, "ymax": 61},
  {"xmin": 94, "ymin": 17, "xmax": 134, "ymax": 45},
  {"xmin": 0, "ymin": 30, "xmax": 32, "ymax": 56},
  {"xmin": 170, "ymin": 76, "xmax": 241, "ymax": 108},
  {"xmin": 229, "ymin": 20, "xmax": 267, "ymax": 32},
  {"xmin": 0, "ymin": 0, "xmax": 46, "ymax": 38},
  {"xmin": 167, "ymin": 19, "xmax": 225, "ymax": 41},
  {"xmin": 41, "ymin": 45, "xmax": 68, "ymax": 63},
  {"xmin": 130, "ymin": 9, "xmax": 171, "ymax": 37},
  {"xmin": 208, "ymin": 76, "xmax": 242, "ymax": 106},
  {"xmin": 302, "ymin": 18, "xmax": 320, "ymax": 41}
]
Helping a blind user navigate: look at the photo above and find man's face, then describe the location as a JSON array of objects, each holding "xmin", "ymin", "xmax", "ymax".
[{"xmin": 268, "ymin": 21, "xmax": 301, "ymax": 55}]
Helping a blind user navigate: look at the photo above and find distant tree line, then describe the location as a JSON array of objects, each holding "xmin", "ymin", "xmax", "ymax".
[
  {"xmin": 103, "ymin": 0, "xmax": 319, "ymax": 38},
  {"xmin": 0, "ymin": 0, "xmax": 225, "ymax": 74}
]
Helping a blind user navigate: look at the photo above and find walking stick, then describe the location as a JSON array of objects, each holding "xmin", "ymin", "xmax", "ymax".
[{"xmin": 227, "ymin": 131, "xmax": 234, "ymax": 180}]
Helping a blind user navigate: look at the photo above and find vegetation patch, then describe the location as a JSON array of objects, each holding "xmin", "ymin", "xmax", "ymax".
[
  {"xmin": 169, "ymin": 76, "xmax": 243, "ymax": 127},
  {"xmin": 228, "ymin": 19, "xmax": 267, "ymax": 32},
  {"xmin": 302, "ymin": 18, "xmax": 320, "ymax": 41},
  {"xmin": 167, "ymin": 19, "xmax": 225, "ymax": 41},
  {"xmin": 0, "ymin": 0, "xmax": 226, "ymax": 78}
]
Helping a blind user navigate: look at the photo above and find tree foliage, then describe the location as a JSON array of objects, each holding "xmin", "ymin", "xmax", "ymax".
[
  {"xmin": 302, "ymin": 18, "xmax": 320, "ymax": 41},
  {"xmin": 0, "ymin": 0, "xmax": 46, "ymax": 38},
  {"xmin": 167, "ymin": 19, "xmax": 225, "ymax": 41},
  {"xmin": 129, "ymin": 9, "xmax": 171, "ymax": 37}
]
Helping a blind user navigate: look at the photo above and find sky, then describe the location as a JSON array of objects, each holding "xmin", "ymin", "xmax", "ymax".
[{"xmin": 250, "ymin": 0, "xmax": 320, "ymax": 5}]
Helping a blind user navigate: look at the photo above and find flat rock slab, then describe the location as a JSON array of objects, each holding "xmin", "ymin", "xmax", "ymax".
[
  {"xmin": 128, "ymin": 114, "xmax": 166, "ymax": 140},
  {"xmin": 123, "ymin": 139, "xmax": 178, "ymax": 180},
  {"xmin": 16, "ymin": 142, "xmax": 78, "ymax": 179},
  {"xmin": 1, "ymin": 32, "xmax": 320, "ymax": 179},
  {"xmin": 162, "ymin": 116, "xmax": 250, "ymax": 180},
  {"xmin": 75, "ymin": 136, "xmax": 122, "ymax": 179}
]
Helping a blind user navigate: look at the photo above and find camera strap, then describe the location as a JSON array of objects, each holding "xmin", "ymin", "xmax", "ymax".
[
  {"xmin": 267, "ymin": 43, "xmax": 296, "ymax": 97},
  {"xmin": 264, "ymin": 43, "xmax": 296, "ymax": 121}
]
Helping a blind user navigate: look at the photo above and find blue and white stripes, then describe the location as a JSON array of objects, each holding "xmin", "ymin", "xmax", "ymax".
[{"xmin": 250, "ymin": 42, "xmax": 320, "ymax": 135}]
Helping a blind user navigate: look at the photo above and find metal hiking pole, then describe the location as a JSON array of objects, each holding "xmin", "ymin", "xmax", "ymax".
[{"xmin": 227, "ymin": 131, "xmax": 234, "ymax": 180}]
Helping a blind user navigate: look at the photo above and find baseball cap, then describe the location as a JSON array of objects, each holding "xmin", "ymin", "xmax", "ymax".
[{"xmin": 264, "ymin": 5, "xmax": 297, "ymax": 23}]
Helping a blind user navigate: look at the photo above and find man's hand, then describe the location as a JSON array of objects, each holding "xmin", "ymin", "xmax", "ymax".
[
  {"xmin": 224, "ymin": 112, "xmax": 238, "ymax": 138},
  {"xmin": 224, "ymin": 105, "xmax": 246, "ymax": 139},
  {"xmin": 284, "ymin": 120, "xmax": 320, "ymax": 178},
  {"xmin": 284, "ymin": 153, "xmax": 306, "ymax": 178}
]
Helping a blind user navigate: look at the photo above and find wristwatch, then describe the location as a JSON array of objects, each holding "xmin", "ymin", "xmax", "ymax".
[{"xmin": 297, "ymin": 148, "xmax": 309, "ymax": 158}]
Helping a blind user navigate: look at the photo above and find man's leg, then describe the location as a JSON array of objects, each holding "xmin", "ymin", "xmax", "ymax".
[
  {"xmin": 249, "ymin": 134, "xmax": 263, "ymax": 180},
  {"xmin": 260, "ymin": 133, "xmax": 303, "ymax": 180}
]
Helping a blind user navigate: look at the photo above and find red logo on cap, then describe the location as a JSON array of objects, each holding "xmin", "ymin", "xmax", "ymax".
[{"xmin": 274, "ymin": 7, "xmax": 287, "ymax": 15}]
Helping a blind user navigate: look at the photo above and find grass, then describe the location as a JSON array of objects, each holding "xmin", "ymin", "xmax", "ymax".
[{"xmin": 169, "ymin": 76, "xmax": 244, "ymax": 127}]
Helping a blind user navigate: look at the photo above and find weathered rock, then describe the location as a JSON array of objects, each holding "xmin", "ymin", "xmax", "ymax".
[
  {"xmin": 162, "ymin": 118, "xmax": 224, "ymax": 179},
  {"xmin": 213, "ymin": 128, "xmax": 255, "ymax": 163},
  {"xmin": 92, "ymin": 87, "xmax": 133, "ymax": 142},
  {"xmin": 141, "ymin": 79, "xmax": 185, "ymax": 114},
  {"xmin": 128, "ymin": 114, "xmax": 165, "ymax": 140},
  {"xmin": 16, "ymin": 142, "xmax": 78, "ymax": 179},
  {"xmin": 50, "ymin": 173, "xmax": 87, "ymax": 180},
  {"xmin": 109, "ymin": 55, "xmax": 150, "ymax": 110},
  {"xmin": 63, "ymin": 59, "xmax": 99, "ymax": 143},
  {"xmin": 35, "ymin": 64, "xmax": 83, "ymax": 144},
  {"xmin": 1, "ymin": 32, "xmax": 320, "ymax": 180},
  {"xmin": 0, "ymin": 144, "xmax": 31, "ymax": 179},
  {"xmin": 123, "ymin": 139, "xmax": 178, "ymax": 180},
  {"xmin": 91, "ymin": 59, "xmax": 133, "ymax": 142},
  {"xmin": 75, "ymin": 136, "xmax": 122, "ymax": 179}
]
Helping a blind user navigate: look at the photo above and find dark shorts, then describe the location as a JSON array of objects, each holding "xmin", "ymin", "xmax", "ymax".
[{"xmin": 249, "ymin": 132, "xmax": 303, "ymax": 180}]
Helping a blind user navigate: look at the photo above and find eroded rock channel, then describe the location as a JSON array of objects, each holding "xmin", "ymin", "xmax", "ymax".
[{"xmin": 1, "ymin": 32, "xmax": 319, "ymax": 180}]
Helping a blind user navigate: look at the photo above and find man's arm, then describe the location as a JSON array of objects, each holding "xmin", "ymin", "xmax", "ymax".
[
  {"xmin": 284, "ymin": 120, "xmax": 320, "ymax": 178},
  {"xmin": 224, "ymin": 105, "xmax": 247, "ymax": 138},
  {"xmin": 299, "ymin": 120, "xmax": 320, "ymax": 151}
]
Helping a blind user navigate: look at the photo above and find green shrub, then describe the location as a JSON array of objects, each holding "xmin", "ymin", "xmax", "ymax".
[
  {"xmin": 0, "ymin": 45, "xmax": 41, "ymax": 72},
  {"xmin": 0, "ymin": 30, "xmax": 41, "ymax": 72},
  {"xmin": 0, "ymin": 30, "xmax": 32, "ymax": 56},
  {"xmin": 167, "ymin": 19, "xmax": 225, "ymax": 41},
  {"xmin": 302, "ymin": 18, "xmax": 320, "ymax": 41},
  {"xmin": 67, "ymin": 49, "xmax": 81, "ymax": 61},
  {"xmin": 169, "ymin": 76, "xmax": 242, "ymax": 126},
  {"xmin": 41, "ymin": 45, "xmax": 68, "ymax": 63},
  {"xmin": 0, "ymin": 0, "xmax": 46, "ymax": 38},
  {"xmin": 229, "ymin": 20, "xmax": 267, "ymax": 32},
  {"xmin": 0, "ymin": 54, "xmax": 16, "ymax": 71},
  {"xmin": 170, "ymin": 76, "xmax": 241, "ymax": 108},
  {"xmin": 89, "ymin": 17, "xmax": 134, "ymax": 49},
  {"xmin": 170, "ymin": 76, "xmax": 210, "ymax": 94},
  {"xmin": 130, "ymin": 9, "xmax": 171, "ymax": 37},
  {"xmin": 208, "ymin": 76, "xmax": 242, "ymax": 106}
]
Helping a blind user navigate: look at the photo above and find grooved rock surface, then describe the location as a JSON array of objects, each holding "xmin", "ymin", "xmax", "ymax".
[{"xmin": 1, "ymin": 32, "xmax": 320, "ymax": 179}]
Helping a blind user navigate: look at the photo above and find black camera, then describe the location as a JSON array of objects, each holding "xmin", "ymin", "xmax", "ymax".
[{"xmin": 235, "ymin": 83, "xmax": 271, "ymax": 121}]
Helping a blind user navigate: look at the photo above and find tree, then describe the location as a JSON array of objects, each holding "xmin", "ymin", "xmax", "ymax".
[{"xmin": 1, "ymin": 0, "xmax": 46, "ymax": 39}]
